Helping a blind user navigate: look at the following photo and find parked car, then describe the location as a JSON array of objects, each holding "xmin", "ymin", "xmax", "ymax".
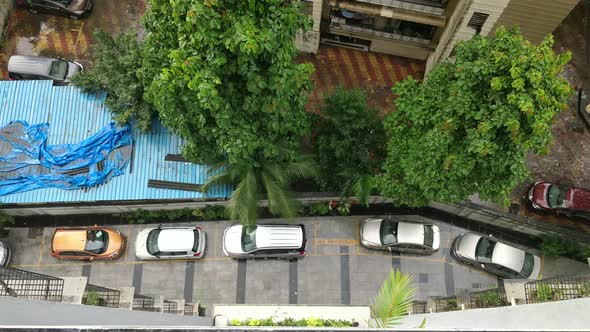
[
  {"xmin": 16, "ymin": 0, "xmax": 93, "ymax": 19},
  {"xmin": 0, "ymin": 240, "xmax": 11, "ymax": 267},
  {"xmin": 360, "ymin": 217, "xmax": 440, "ymax": 254},
  {"xmin": 8, "ymin": 55, "xmax": 83, "ymax": 85},
  {"xmin": 451, "ymin": 232, "xmax": 541, "ymax": 279},
  {"xmin": 528, "ymin": 181, "xmax": 590, "ymax": 219},
  {"xmin": 135, "ymin": 226, "xmax": 206, "ymax": 260},
  {"xmin": 223, "ymin": 224, "xmax": 306, "ymax": 259},
  {"xmin": 51, "ymin": 227, "xmax": 125, "ymax": 260}
]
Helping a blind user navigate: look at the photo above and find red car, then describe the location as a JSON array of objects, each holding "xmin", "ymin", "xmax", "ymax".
[{"xmin": 528, "ymin": 182, "xmax": 590, "ymax": 219}]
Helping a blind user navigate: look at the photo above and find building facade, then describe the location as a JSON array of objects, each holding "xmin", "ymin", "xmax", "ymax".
[{"xmin": 296, "ymin": 0, "xmax": 580, "ymax": 71}]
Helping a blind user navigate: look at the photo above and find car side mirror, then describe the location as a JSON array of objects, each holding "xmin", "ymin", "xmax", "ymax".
[
  {"xmin": 480, "ymin": 264, "xmax": 485, "ymax": 269},
  {"xmin": 155, "ymin": 255, "xmax": 160, "ymax": 258},
  {"xmin": 158, "ymin": 224, "xmax": 162, "ymax": 229},
  {"xmin": 89, "ymin": 256, "xmax": 94, "ymax": 261},
  {"xmin": 387, "ymin": 247, "xmax": 393, "ymax": 252}
]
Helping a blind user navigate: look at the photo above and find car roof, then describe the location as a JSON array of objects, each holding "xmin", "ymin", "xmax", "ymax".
[
  {"xmin": 52, "ymin": 229, "xmax": 87, "ymax": 251},
  {"xmin": 255, "ymin": 225, "xmax": 303, "ymax": 249},
  {"xmin": 157, "ymin": 228, "xmax": 195, "ymax": 252},
  {"xmin": 397, "ymin": 222, "xmax": 425, "ymax": 245},
  {"xmin": 8, "ymin": 55, "xmax": 54, "ymax": 76},
  {"xmin": 491, "ymin": 242, "xmax": 527, "ymax": 272}
]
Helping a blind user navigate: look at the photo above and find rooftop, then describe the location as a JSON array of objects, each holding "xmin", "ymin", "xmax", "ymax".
[{"xmin": 0, "ymin": 80, "xmax": 231, "ymax": 205}]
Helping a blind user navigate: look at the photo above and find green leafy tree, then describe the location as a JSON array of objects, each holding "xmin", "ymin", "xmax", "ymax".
[
  {"xmin": 370, "ymin": 269, "xmax": 415, "ymax": 328},
  {"xmin": 202, "ymin": 153, "xmax": 317, "ymax": 225},
  {"xmin": 72, "ymin": 30, "xmax": 155, "ymax": 131},
  {"xmin": 314, "ymin": 87, "xmax": 385, "ymax": 205},
  {"xmin": 141, "ymin": 0, "xmax": 314, "ymax": 165},
  {"xmin": 0, "ymin": 207, "xmax": 13, "ymax": 238},
  {"xmin": 380, "ymin": 27, "xmax": 573, "ymax": 207}
]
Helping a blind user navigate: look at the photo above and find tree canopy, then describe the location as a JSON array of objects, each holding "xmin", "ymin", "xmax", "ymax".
[
  {"xmin": 380, "ymin": 27, "xmax": 573, "ymax": 207},
  {"xmin": 141, "ymin": 0, "xmax": 314, "ymax": 165}
]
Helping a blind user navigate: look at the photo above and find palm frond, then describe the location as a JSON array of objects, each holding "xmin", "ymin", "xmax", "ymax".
[
  {"xmin": 260, "ymin": 167, "xmax": 299, "ymax": 219},
  {"xmin": 227, "ymin": 167, "xmax": 259, "ymax": 225},
  {"xmin": 284, "ymin": 154, "xmax": 319, "ymax": 182},
  {"xmin": 341, "ymin": 173, "xmax": 375, "ymax": 207},
  {"xmin": 370, "ymin": 269, "xmax": 416, "ymax": 328}
]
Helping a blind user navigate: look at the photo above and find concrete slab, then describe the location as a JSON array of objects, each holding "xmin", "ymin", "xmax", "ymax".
[
  {"xmin": 193, "ymin": 260, "xmax": 238, "ymax": 308},
  {"xmin": 298, "ymin": 255, "xmax": 341, "ymax": 304},
  {"xmin": 141, "ymin": 261, "xmax": 187, "ymax": 298},
  {"xmin": 87, "ymin": 262, "xmax": 134, "ymax": 289},
  {"xmin": 244, "ymin": 259, "xmax": 290, "ymax": 304}
]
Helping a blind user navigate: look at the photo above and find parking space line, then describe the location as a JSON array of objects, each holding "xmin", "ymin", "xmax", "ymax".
[
  {"xmin": 356, "ymin": 221, "xmax": 361, "ymax": 256},
  {"xmin": 340, "ymin": 246, "xmax": 350, "ymax": 304},
  {"xmin": 124, "ymin": 224, "xmax": 131, "ymax": 261},
  {"xmin": 316, "ymin": 238, "xmax": 357, "ymax": 246},
  {"xmin": 314, "ymin": 223, "xmax": 318, "ymax": 256},
  {"xmin": 37, "ymin": 228, "xmax": 46, "ymax": 265}
]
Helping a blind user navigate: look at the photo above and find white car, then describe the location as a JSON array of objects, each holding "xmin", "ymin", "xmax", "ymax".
[
  {"xmin": 451, "ymin": 233, "xmax": 541, "ymax": 279},
  {"xmin": 222, "ymin": 224, "xmax": 306, "ymax": 259},
  {"xmin": 0, "ymin": 240, "xmax": 11, "ymax": 267},
  {"xmin": 135, "ymin": 226, "xmax": 206, "ymax": 260},
  {"xmin": 360, "ymin": 217, "xmax": 440, "ymax": 254}
]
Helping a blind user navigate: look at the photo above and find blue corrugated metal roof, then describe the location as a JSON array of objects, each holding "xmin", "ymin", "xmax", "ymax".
[{"xmin": 0, "ymin": 80, "xmax": 232, "ymax": 204}]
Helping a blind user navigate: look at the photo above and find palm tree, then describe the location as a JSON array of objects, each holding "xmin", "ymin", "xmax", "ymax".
[
  {"xmin": 370, "ymin": 269, "xmax": 416, "ymax": 328},
  {"xmin": 202, "ymin": 154, "xmax": 317, "ymax": 225},
  {"xmin": 340, "ymin": 171, "xmax": 377, "ymax": 207}
]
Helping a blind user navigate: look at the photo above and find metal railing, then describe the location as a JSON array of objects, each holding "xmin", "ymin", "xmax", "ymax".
[
  {"xmin": 525, "ymin": 274, "xmax": 590, "ymax": 304},
  {"xmin": 0, "ymin": 267, "xmax": 63, "ymax": 302},
  {"xmin": 163, "ymin": 299, "xmax": 178, "ymax": 314},
  {"xmin": 184, "ymin": 303, "xmax": 194, "ymax": 316},
  {"xmin": 132, "ymin": 294, "xmax": 156, "ymax": 312},
  {"xmin": 411, "ymin": 301, "xmax": 427, "ymax": 314},
  {"xmin": 82, "ymin": 284, "xmax": 120, "ymax": 308},
  {"xmin": 434, "ymin": 296, "xmax": 459, "ymax": 312},
  {"xmin": 469, "ymin": 288, "xmax": 508, "ymax": 309}
]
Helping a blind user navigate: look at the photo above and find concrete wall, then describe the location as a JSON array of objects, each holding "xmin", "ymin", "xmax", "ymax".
[
  {"xmin": 295, "ymin": 0, "xmax": 322, "ymax": 54},
  {"xmin": 0, "ymin": 0, "xmax": 14, "ymax": 43},
  {"xmin": 396, "ymin": 298, "xmax": 590, "ymax": 329}
]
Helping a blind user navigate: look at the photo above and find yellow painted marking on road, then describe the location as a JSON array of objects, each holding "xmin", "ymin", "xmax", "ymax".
[
  {"xmin": 37, "ymin": 228, "xmax": 46, "ymax": 265},
  {"xmin": 12, "ymin": 255, "xmax": 232, "ymax": 269},
  {"xmin": 124, "ymin": 224, "xmax": 131, "ymax": 261},
  {"xmin": 356, "ymin": 221, "xmax": 361, "ymax": 255},
  {"xmin": 213, "ymin": 224, "xmax": 219, "ymax": 258},
  {"xmin": 316, "ymin": 238, "xmax": 357, "ymax": 246},
  {"xmin": 71, "ymin": 22, "xmax": 84, "ymax": 49}
]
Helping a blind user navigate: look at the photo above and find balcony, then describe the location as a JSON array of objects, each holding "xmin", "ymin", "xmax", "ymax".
[
  {"xmin": 356, "ymin": 0, "xmax": 447, "ymax": 15},
  {"xmin": 330, "ymin": 0, "xmax": 446, "ymax": 27}
]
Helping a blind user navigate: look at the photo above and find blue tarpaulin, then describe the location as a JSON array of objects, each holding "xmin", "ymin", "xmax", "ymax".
[{"xmin": 0, "ymin": 121, "xmax": 132, "ymax": 196}]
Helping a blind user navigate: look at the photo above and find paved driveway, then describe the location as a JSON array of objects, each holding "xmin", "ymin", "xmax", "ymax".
[{"xmin": 7, "ymin": 216, "xmax": 502, "ymax": 311}]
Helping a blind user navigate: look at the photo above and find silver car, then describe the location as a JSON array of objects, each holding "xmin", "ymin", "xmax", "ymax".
[
  {"xmin": 360, "ymin": 217, "xmax": 440, "ymax": 254},
  {"xmin": 8, "ymin": 55, "xmax": 83, "ymax": 85},
  {"xmin": 0, "ymin": 240, "xmax": 10, "ymax": 267},
  {"xmin": 135, "ymin": 226, "xmax": 206, "ymax": 260},
  {"xmin": 451, "ymin": 233, "xmax": 541, "ymax": 279},
  {"xmin": 223, "ymin": 224, "xmax": 306, "ymax": 259}
]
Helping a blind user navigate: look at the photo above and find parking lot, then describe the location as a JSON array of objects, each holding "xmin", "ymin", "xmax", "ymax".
[{"xmin": 7, "ymin": 216, "xmax": 506, "ymax": 309}]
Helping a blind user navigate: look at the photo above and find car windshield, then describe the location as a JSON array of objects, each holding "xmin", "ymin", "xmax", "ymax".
[
  {"xmin": 49, "ymin": 60, "xmax": 68, "ymax": 80},
  {"xmin": 379, "ymin": 220, "xmax": 398, "ymax": 245},
  {"xmin": 84, "ymin": 230, "xmax": 109, "ymax": 254},
  {"xmin": 241, "ymin": 225, "xmax": 257, "ymax": 252},
  {"xmin": 475, "ymin": 237, "xmax": 496, "ymax": 262},
  {"xmin": 192, "ymin": 230, "xmax": 200, "ymax": 252},
  {"xmin": 520, "ymin": 253, "xmax": 535, "ymax": 277},
  {"xmin": 423, "ymin": 225, "xmax": 434, "ymax": 248},
  {"xmin": 146, "ymin": 229, "xmax": 161, "ymax": 255},
  {"xmin": 547, "ymin": 185, "xmax": 567, "ymax": 208}
]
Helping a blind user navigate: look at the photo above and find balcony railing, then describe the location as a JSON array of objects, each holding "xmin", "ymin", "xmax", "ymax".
[
  {"xmin": 132, "ymin": 294, "xmax": 156, "ymax": 312},
  {"xmin": 330, "ymin": 17, "xmax": 431, "ymax": 45},
  {"xmin": 82, "ymin": 284, "xmax": 120, "ymax": 308},
  {"xmin": 411, "ymin": 301, "xmax": 428, "ymax": 314},
  {"xmin": 525, "ymin": 274, "xmax": 590, "ymax": 304},
  {"xmin": 163, "ymin": 299, "xmax": 178, "ymax": 314},
  {"xmin": 469, "ymin": 288, "xmax": 509, "ymax": 309},
  {"xmin": 434, "ymin": 296, "xmax": 460, "ymax": 312},
  {"xmin": 355, "ymin": 0, "xmax": 446, "ymax": 15},
  {"xmin": 0, "ymin": 267, "xmax": 63, "ymax": 302}
]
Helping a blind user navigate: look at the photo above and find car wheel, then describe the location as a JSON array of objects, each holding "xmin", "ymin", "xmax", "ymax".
[{"xmin": 29, "ymin": 9, "xmax": 39, "ymax": 14}]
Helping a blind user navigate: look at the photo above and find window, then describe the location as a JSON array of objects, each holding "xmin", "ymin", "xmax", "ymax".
[
  {"xmin": 520, "ymin": 253, "xmax": 535, "ymax": 277},
  {"xmin": 547, "ymin": 185, "xmax": 567, "ymax": 208},
  {"xmin": 423, "ymin": 225, "xmax": 434, "ymax": 248},
  {"xmin": 85, "ymin": 230, "xmax": 108, "ymax": 254},
  {"xmin": 192, "ymin": 230, "xmax": 200, "ymax": 252},
  {"xmin": 241, "ymin": 225, "xmax": 257, "ymax": 252},
  {"xmin": 300, "ymin": 0, "xmax": 313, "ymax": 16},
  {"xmin": 380, "ymin": 220, "xmax": 398, "ymax": 245},
  {"xmin": 467, "ymin": 12, "xmax": 489, "ymax": 34},
  {"xmin": 49, "ymin": 60, "xmax": 68, "ymax": 80},
  {"xmin": 146, "ymin": 229, "xmax": 161, "ymax": 255},
  {"xmin": 494, "ymin": 264, "xmax": 520, "ymax": 278},
  {"xmin": 159, "ymin": 251, "xmax": 188, "ymax": 256},
  {"xmin": 475, "ymin": 237, "xmax": 496, "ymax": 262}
]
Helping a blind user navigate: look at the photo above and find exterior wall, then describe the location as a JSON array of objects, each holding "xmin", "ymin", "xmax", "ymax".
[
  {"xmin": 492, "ymin": 0, "xmax": 580, "ymax": 44},
  {"xmin": 0, "ymin": 0, "xmax": 14, "ymax": 42},
  {"xmin": 295, "ymin": 0, "xmax": 323, "ymax": 54},
  {"xmin": 426, "ymin": 0, "xmax": 510, "ymax": 72},
  {"xmin": 426, "ymin": 0, "xmax": 471, "ymax": 71},
  {"xmin": 370, "ymin": 38, "xmax": 431, "ymax": 60}
]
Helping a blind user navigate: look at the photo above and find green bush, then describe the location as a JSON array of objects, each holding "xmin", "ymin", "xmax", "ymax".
[
  {"xmin": 230, "ymin": 317, "xmax": 355, "ymax": 327},
  {"xmin": 578, "ymin": 282, "xmax": 590, "ymax": 297},
  {"xmin": 535, "ymin": 283, "xmax": 562, "ymax": 303},
  {"xmin": 307, "ymin": 202, "xmax": 331, "ymax": 216},
  {"xmin": 539, "ymin": 235, "xmax": 590, "ymax": 263},
  {"xmin": 82, "ymin": 291, "xmax": 100, "ymax": 306},
  {"xmin": 479, "ymin": 290, "xmax": 508, "ymax": 307},
  {"xmin": 0, "ymin": 207, "xmax": 14, "ymax": 238}
]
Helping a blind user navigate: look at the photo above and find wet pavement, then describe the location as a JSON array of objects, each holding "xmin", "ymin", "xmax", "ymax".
[{"xmin": 0, "ymin": 0, "xmax": 146, "ymax": 78}]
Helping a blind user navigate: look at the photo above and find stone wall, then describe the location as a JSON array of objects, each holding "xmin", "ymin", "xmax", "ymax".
[{"xmin": 0, "ymin": 0, "xmax": 14, "ymax": 44}]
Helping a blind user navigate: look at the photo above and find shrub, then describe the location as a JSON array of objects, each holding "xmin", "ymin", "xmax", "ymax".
[
  {"xmin": 230, "ymin": 317, "xmax": 355, "ymax": 327},
  {"xmin": 307, "ymin": 202, "xmax": 330, "ymax": 216},
  {"xmin": 539, "ymin": 235, "xmax": 590, "ymax": 263},
  {"xmin": 0, "ymin": 207, "xmax": 14, "ymax": 238}
]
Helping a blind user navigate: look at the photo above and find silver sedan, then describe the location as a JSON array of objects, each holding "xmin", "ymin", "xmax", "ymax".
[{"xmin": 360, "ymin": 217, "xmax": 440, "ymax": 254}]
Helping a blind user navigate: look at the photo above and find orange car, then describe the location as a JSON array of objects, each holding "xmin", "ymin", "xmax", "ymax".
[{"xmin": 51, "ymin": 227, "xmax": 126, "ymax": 260}]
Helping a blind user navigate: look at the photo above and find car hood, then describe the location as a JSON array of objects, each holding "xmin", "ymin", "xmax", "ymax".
[
  {"xmin": 528, "ymin": 255, "xmax": 542, "ymax": 280},
  {"xmin": 491, "ymin": 243, "xmax": 526, "ymax": 273},
  {"xmin": 454, "ymin": 233, "xmax": 481, "ymax": 261},
  {"xmin": 68, "ymin": 0, "xmax": 89, "ymax": 11},
  {"xmin": 567, "ymin": 187, "xmax": 590, "ymax": 211},
  {"xmin": 397, "ymin": 222, "xmax": 425, "ymax": 245},
  {"xmin": 65, "ymin": 61, "xmax": 83, "ymax": 81},
  {"xmin": 105, "ymin": 229, "xmax": 125, "ymax": 256},
  {"xmin": 360, "ymin": 219, "xmax": 382, "ymax": 245},
  {"xmin": 0, "ymin": 241, "xmax": 9, "ymax": 267},
  {"xmin": 223, "ymin": 225, "xmax": 244, "ymax": 255},
  {"xmin": 135, "ymin": 229, "xmax": 151, "ymax": 258},
  {"xmin": 530, "ymin": 182, "xmax": 550, "ymax": 208}
]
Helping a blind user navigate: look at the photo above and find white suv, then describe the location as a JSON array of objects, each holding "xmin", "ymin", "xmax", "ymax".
[
  {"xmin": 135, "ymin": 226, "xmax": 206, "ymax": 260},
  {"xmin": 222, "ymin": 224, "xmax": 306, "ymax": 259}
]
